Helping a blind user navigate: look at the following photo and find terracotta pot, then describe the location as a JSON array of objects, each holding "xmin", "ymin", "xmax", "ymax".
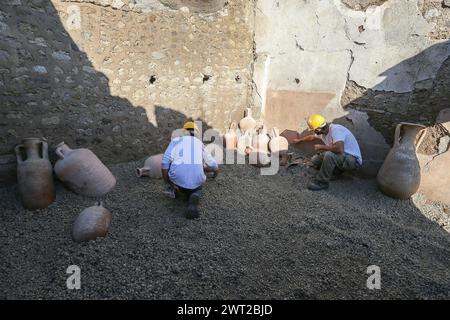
[
  {"xmin": 377, "ymin": 122, "xmax": 427, "ymax": 199},
  {"xmin": 136, "ymin": 154, "xmax": 163, "ymax": 178},
  {"xmin": 224, "ymin": 122, "xmax": 238, "ymax": 150},
  {"xmin": 0, "ymin": 154, "xmax": 17, "ymax": 184},
  {"xmin": 15, "ymin": 138, "xmax": 55, "ymax": 210},
  {"xmin": 54, "ymin": 142, "xmax": 116, "ymax": 197},
  {"xmin": 239, "ymin": 108, "xmax": 257, "ymax": 133},
  {"xmin": 237, "ymin": 131, "xmax": 253, "ymax": 155},
  {"xmin": 269, "ymin": 128, "xmax": 289, "ymax": 166},
  {"xmin": 269, "ymin": 128, "xmax": 289, "ymax": 153},
  {"xmin": 72, "ymin": 203, "xmax": 112, "ymax": 243},
  {"xmin": 252, "ymin": 126, "xmax": 270, "ymax": 154},
  {"xmin": 248, "ymin": 151, "xmax": 271, "ymax": 167}
]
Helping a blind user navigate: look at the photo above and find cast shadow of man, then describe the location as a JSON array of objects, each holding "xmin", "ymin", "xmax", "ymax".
[{"xmin": 0, "ymin": 0, "xmax": 213, "ymax": 170}]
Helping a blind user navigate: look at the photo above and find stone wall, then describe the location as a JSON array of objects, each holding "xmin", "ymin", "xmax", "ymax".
[
  {"xmin": 0, "ymin": 0, "xmax": 254, "ymax": 163},
  {"xmin": 1, "ymin": 0, "xmax": 449, "ymax": 178},
  {"xmin": 253, "ymin": 0, "xmax": 450, "ymax": 175}
]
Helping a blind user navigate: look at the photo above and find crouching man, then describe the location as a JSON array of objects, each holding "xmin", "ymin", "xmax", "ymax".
[
  {"xmin": 294, "ymin": 114, "xmax": 363, "ymax": 191},
  {"xmin": 161, "ymin": 121, "xmax": 219, "ymax": 219}
]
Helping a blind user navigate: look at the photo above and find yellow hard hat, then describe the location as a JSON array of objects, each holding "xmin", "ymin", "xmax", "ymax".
[
  {"xmin": 307, "ymin": 114, "xmax": 327, "ymax": 130},
  {"xmin": 183, "ymin": 121, "xmax": 199, "ymax": 132}
]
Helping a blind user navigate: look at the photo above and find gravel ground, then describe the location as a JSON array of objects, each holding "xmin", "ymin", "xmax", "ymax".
[{"xmin": 1, "ymin": 156, "xmax": 450, "ymax": 300}]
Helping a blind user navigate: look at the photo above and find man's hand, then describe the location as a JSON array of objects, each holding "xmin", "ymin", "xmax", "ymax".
[
  {"xmin": 208, "ymin": 170, "xmax": 218, "ymax": 179},
  {"xmin": 314, "ymin": 144, "xmax": 324, "ymax": 152},
  {"xmin": 314, "ymin": 141, "xmax": 344, "ymax": 154},
  {"xmin": 205, "ymin": 166, "xmax": 219, "ymax": 178},
  {"xmin": 294, "ymin": 134, "xmax": 320, "ymax": 144}
]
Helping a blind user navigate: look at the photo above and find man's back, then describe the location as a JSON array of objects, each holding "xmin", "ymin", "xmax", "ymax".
[{"xmin": 161, "ymin": 135, "xmax": 217, "ymax": 190}]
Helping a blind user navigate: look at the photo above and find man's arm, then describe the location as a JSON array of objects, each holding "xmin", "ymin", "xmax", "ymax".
[
  {"xmin": 202, "ymin": 145, "xmax": 219, "ymax": 175},
  {"xmin": 314, "ymin": 141, "xmax": 344, "ymax": 154},
  {"xmin": 161, "ymin": 168, "xmax": 169, "ymax": 183},
  {"xmin": 161, "ymin": 141, "xmax": 175, "ymax": 183},
  {"xmin": 292, "ymin": 133, "xmax": 321, "ymax": 144}
]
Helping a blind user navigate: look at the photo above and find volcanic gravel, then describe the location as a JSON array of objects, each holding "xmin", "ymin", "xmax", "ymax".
[{"xmin": 1, "ymin": 158, "xmax": 450, "ymax": 299}]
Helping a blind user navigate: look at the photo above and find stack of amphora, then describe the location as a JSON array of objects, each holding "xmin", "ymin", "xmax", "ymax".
[
  {"xmin": 13, "ymin": 138, "xmax": 115, "ymax": 242},
  {"xmin": 15, "ymin": 138, "xmax": 55, "ymax": 210}
]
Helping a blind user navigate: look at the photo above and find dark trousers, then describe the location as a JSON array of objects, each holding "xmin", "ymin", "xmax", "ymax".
[
  {"xmin": 169, "ymin": 181, "xmax": 203, "ymax": 201},
  {"xmin": 311, "ymin": 151, "xmax": 361, "ymax": 183}
]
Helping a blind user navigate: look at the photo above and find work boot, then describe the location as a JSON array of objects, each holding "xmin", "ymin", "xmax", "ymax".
[
  {"xmin": 307, "ymin": 179, "xmax": 329, "ymax": 191},
  {"xmin": 185, "ymin": 192, "xmax": 201, "ymax": 219}
]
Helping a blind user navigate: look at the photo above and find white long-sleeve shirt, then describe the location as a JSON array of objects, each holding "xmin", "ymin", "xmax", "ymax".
[{"xmin": 161, "ymin": 135, "xmax": 218, "ymax": 190}]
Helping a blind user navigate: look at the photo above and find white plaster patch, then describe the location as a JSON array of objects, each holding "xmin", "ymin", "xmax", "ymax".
[{"xmin": 255, "ymin": 0, "xmax": 450, "ymax": 100}]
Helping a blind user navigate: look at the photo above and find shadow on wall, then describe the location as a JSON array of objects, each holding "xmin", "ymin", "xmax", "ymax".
[
  {"xmin": 0, "ymin": 0, "xmax": 214, "ymax": 168},
  {"xmin": 290, "ymin": 40, "xmax": 450, "ymax": 176},
  {"xmin": 342, "ymin": 40, "xmax": 450, "ymax": 145}
]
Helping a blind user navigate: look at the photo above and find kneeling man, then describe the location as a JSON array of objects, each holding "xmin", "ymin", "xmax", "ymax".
[
  {"xmin": 161, "ymin": 121, "xmax": 219, "ymax": 219},
  {"xmin": 295, "ymin": 114, "xmax": 362, "ymax": 191}
]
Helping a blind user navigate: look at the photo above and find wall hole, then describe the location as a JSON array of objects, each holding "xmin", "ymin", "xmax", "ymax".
[{"xmin": 203, "ymin": 74, "xmax": 211, "ymax": 83}]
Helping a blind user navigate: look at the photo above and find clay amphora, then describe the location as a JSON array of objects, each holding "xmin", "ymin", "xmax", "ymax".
[
  {"xmin": 252, "ymin": 126, "xmax": 270, "ymax": 154},
  {"xmin": 269, "ymin": 128, "xmax": 289, "ymax": 153},
  {"xmin": 54, "ymin": 142, "xmax": 116, "ymax": 197},
  {"xmin": 224, "ymin": 122, "xmax": 238, "ymax": 150},
  {"xmin": 237, "ymin": 131, "xmax": 253, "ymax": 155},
  {"xmin": 248, "ymin": 151, "xmax": 271, "ymax": 167},
  {"xmin": 239, "ymin": 108, "xmax": 257, "ymax": 133},
  {"xmin": 72, "ymin": 203, "xmax": 112, "ymax": 243},
  {"xmin": 269, "ymin": 128, "xmax": 289, "ymax": 166},
  {"xmin": 136, "ymin": 154, "xmax": 163, "ymax": 178},
  {"xmin": 15, "ymin": 138, "xmax": 55, "ymax": 210},
  {"xmin": 377, "ymin": 122, "xmax": 427, "ymax": 199}
]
